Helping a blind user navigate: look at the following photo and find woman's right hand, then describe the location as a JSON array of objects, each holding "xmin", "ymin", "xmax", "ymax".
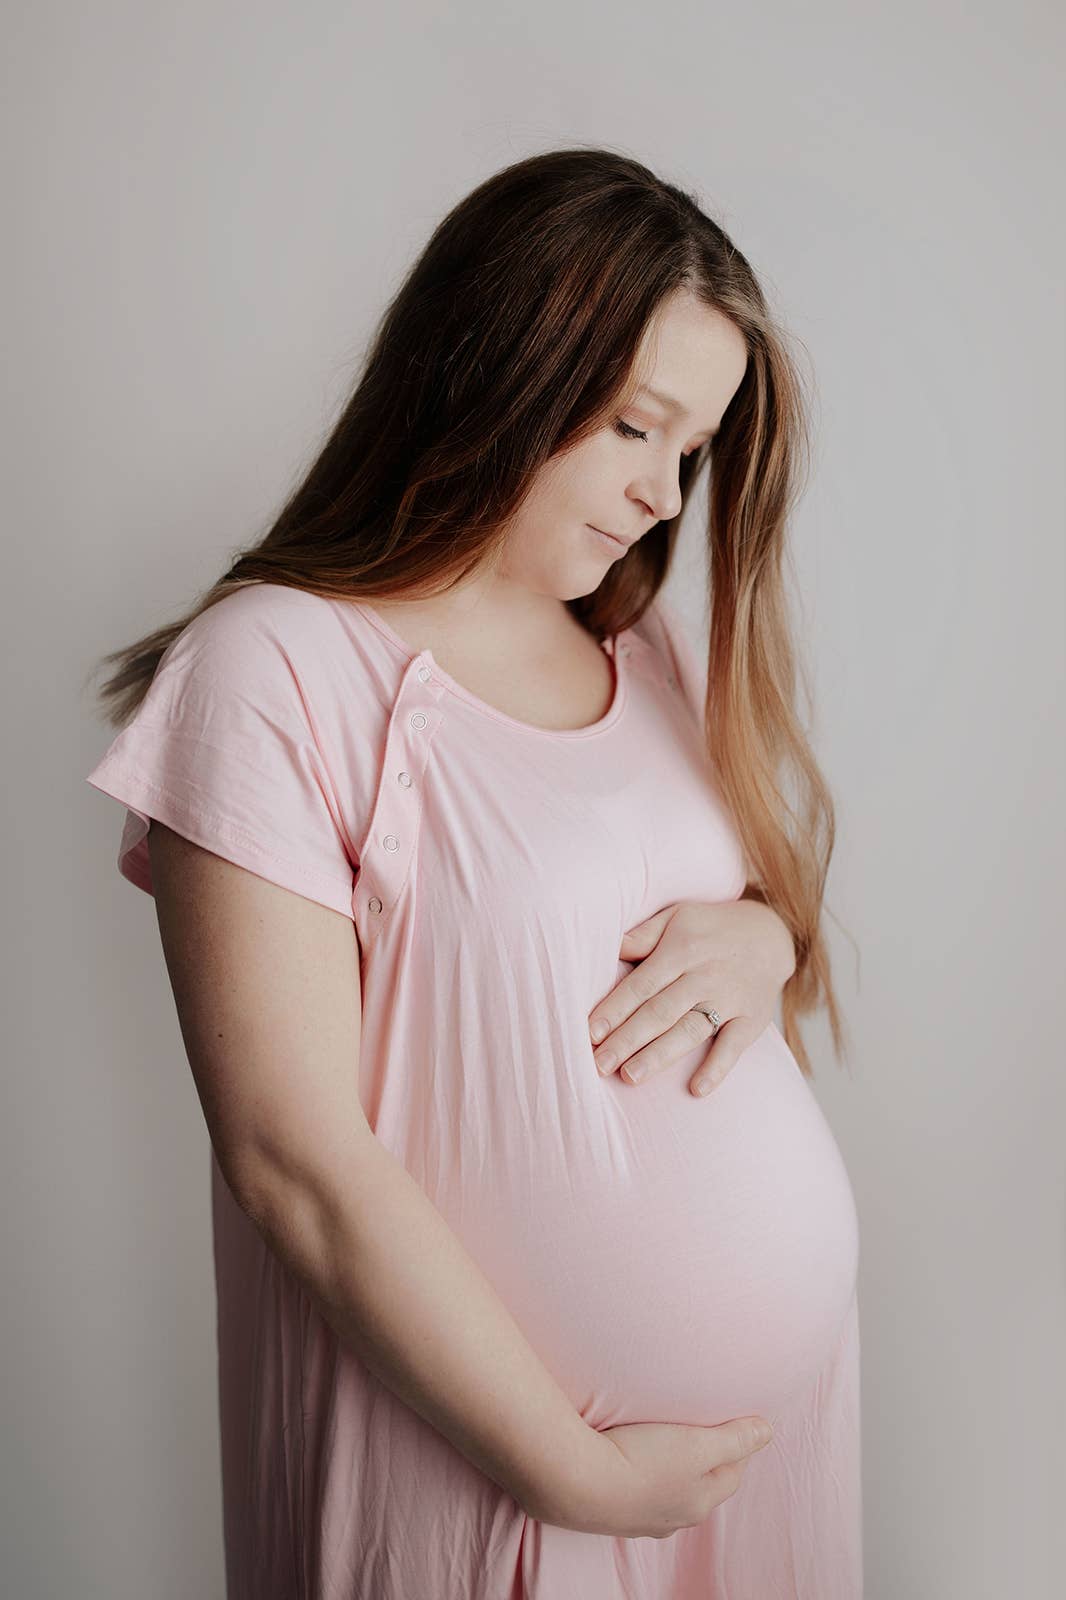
[{"xmin": 536, "ymin": 1415, "xmax": 775, "ymax": 1539}]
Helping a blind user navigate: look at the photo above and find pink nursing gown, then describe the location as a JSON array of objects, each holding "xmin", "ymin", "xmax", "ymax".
[{"xmin": 86, "ymin": 580, "xmax": 862, "ymax": 1598}]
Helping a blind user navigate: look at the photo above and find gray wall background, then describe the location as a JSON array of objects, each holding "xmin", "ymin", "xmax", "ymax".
[{"xmin": 4, "ymin": 2, "xmax": 1063, "ymax": 1595}]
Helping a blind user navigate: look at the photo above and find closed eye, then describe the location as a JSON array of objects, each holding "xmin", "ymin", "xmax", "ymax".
[{"xmin": 614, "ymin": 418, "xmax": 707, "ymax": 457}]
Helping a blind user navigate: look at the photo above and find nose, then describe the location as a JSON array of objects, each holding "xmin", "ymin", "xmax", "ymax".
[{"xmin": 632, "ymin": 459, "xmax": 684, "ymax": 525}]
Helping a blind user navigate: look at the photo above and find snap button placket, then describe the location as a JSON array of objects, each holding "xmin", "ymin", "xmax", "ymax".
[{"xmin": 358, "ymin": 650, "xmax": 443, "ymax": 942}]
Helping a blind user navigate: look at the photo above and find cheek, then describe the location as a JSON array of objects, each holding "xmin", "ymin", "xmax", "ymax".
[
  {"xmin": 555, "ymin": 436, "xmax": 617, "ymax": 494},
  {"xmin": 501, "ymin": 510, "xmax": 579, "ymax": 582},
  {"xmin": 515, "ymin": 441, "xmax": 619, "ymax": 559}
]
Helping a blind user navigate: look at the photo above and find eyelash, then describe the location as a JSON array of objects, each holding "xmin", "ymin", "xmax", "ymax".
[{"xmin": 614, "ymin": 418, "xmax": 701, "ymax": 457}]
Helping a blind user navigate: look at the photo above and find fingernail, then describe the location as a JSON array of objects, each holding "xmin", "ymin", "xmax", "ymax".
[
  {"xmin": 590, "ymin": 1019, "xmax": 609, "ymax": 1044},
  {"xmin": 596, "ymin": 1052, "xmax": 616, "ymax": 1074},
  {"xmin": 624, "ymin": 1065, "xmax": 645, "ymax": 1083}
]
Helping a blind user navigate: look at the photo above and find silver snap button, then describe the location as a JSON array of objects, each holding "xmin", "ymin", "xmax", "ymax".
[
  {"xmin": 417, "ymin": 665, "xmax": 431, "ymax": 683},
  {"xmin": 620, "ymin": 643, "xmax": 631, "ymax": 656},
  {"xmin": 667, "ymin": 675, "xmax": 677, "ymax": 688},
  {"xmin": 410, "ymin": 712, "xmax": 428, "ymax": 730},
  {"xmin": 383, "ymin": 834, "xmax": 399, "ymax": 851},
  {"xmin": 368, "ymin": 896, "xmax": 383, "ymax": 914},
  {"xmin": 397, "ymin": 770, "xmax": 412, "ymax": 787}
]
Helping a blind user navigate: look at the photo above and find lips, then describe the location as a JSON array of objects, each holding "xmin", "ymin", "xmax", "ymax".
[{"xmin": 591, "ymin": 526, "xmax": 634, "ymax": 549}]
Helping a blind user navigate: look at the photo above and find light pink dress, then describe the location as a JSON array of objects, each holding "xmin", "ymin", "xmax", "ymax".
[{"xmin": 86, "ymin": 581, "xmax": 862, "ymax": 1598}]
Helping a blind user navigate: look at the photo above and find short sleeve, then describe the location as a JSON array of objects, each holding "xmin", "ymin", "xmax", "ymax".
[{"xmin": 85, "ymin": 595, "xmax": 359, "ymax": 920}]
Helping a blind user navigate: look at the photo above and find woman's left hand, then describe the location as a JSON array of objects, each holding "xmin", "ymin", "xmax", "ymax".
[{"xmin": 587, "ymin": 898, "xmax": 796, "ymax": 1097}]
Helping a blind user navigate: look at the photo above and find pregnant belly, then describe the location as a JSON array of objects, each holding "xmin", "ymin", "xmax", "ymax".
[{"xmin": 424, "ymin": 1022, "xmax": 860, "ymax": 1430}]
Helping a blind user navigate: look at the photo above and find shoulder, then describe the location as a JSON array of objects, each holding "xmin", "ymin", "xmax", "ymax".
[
  {"xmin": 629, "ymin": 592, "xmax": 708, "ymax": 722},
  {"xmin": 173, "ymin": 581, "xmax": 341, "ymax": 657},
  {"xmin": 629, "ymin": 592, "xmax": 694, "ymax": 663},
  {"xmin": 130, "ymin": 585, "xmax": 402, "ymax": 789},
  {"xmin": 157, "ymin": 582, "xmax": 377, "ymax": 699}
]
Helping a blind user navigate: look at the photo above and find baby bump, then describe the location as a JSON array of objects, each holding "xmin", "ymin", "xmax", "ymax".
[{"xmin": 428, "ymin": 1023, "xmax": 860, "ymax": 1430}]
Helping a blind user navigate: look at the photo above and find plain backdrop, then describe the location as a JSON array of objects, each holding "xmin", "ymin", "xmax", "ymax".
[{"xmin": 4, "ymin": 2, "xmax": 1063, "ymax": 1596}]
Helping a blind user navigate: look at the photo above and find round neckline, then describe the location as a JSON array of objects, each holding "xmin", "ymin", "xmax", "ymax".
[{"xmin": 349, "ymin": 600, "xmax": 630, "ymax": 740}]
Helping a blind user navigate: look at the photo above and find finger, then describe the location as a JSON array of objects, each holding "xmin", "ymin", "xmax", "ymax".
[
  {"xmin": 689, "ymin": 1016, "xmax": 761, "ymax": 1096},
  {"xmin": 593, "ymin": 987, "xmax": 685, "ymax": 1078},
  {"xmin": 615, "ymin": 1006, "xmax": 722, "ymax": 1084},
  {"xmin": 690, "ymin": 1053, "xmax": 734, "ymax": 1097},
  {"xmin": 737, "ymin": 1418, "xmax": 774, "ymax": 1456},
  {"xmin": 703, "ymin": 1418, "xmax": 773, "ymax": 1477},
  {"xmin": 588, "ymin": 952, "xmax": 687, "ymax": 1052},
  {"xmin": 617, "ymin": 906, "xmax": 674, "ymax": 963}
]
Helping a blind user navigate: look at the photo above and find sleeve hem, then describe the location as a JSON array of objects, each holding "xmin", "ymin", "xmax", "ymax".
[{"xmin": 86, "ymin": 761, "xmax": 357, "ymax": 921}]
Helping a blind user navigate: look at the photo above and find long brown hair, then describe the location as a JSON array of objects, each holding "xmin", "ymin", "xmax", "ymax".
[{"xmin": 87, "ymin": 145, "xmax": 848, "ymax": 1079}]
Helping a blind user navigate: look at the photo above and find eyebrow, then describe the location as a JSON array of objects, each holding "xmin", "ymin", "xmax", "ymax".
[{"xmin": 636, "ymin": 385, "xmax": 719, "ymax": 437}]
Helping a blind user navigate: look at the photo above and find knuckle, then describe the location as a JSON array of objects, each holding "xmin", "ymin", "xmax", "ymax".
[
  {"xmin": 681, "ymin": 1009, "xmax": 709, "ymax": 1044},
  {"xmin": 630, "ymin": 967, "xmax": 659, "ymax": 1002},
  {"xmin": 645, "ymin": 999, "xmax": 670, "ymax": 1031}
]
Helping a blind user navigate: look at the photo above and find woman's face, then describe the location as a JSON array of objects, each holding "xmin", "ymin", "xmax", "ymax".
[{"xmin": 498, "ymin": 288, "xmax": 750, "ymax": 604}]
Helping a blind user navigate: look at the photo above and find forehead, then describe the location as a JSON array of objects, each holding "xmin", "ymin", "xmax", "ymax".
[{"xmin": 628, "ymin": 297, "xmax": 749, "ymax": 426}]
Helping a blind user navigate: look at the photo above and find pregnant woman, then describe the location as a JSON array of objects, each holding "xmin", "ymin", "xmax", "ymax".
[{"xmin": 86, "ymin": 148, "xmax": 862, "ymax": 1597}]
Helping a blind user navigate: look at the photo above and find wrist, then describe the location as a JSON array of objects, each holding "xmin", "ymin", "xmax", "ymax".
[
  {"xmin": 771, "ymin": 913, "xmax": 797, "ymax": 983},
  {"xmin": 528, "ymin": 1419, "xmax": 618, "ymax": 1532},
  {"xmin": 740, "ymin": 891, "xmax": 796, "ymax": 984}
]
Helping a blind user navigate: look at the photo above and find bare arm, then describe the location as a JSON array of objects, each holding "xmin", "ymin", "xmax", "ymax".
[{"xmin": 146, "ymin": 821, "xmax": 601, "ymax": 1523}]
